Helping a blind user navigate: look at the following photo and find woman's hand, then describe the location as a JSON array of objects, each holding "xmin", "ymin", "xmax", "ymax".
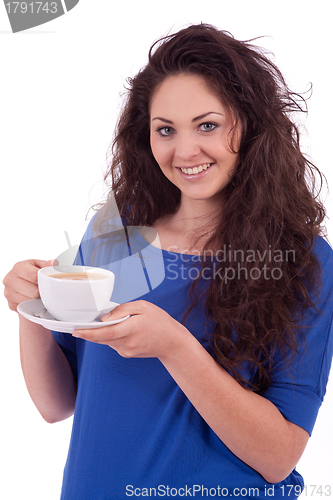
[
  {"xmin": 72, "ymin": 300, "xmax": 189, "ymax": 360},
  {"xmin": 3, "ymin": 259, "xmax": 55, "ymax": 312}
]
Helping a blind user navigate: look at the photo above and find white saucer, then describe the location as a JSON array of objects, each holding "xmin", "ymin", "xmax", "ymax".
[{"xmin": 17, "ymin": 299, "xmax": 130, "ymax": 334}]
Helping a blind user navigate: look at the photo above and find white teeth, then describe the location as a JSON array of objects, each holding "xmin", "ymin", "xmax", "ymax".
[{"xmin": 180, "ymin": 163, "xmax": 211, "ymax": 175}]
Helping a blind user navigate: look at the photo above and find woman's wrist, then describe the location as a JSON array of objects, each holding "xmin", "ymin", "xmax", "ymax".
[{"xmin": 158, "ymin": 322, "xmax": 203, "ymax": 368}]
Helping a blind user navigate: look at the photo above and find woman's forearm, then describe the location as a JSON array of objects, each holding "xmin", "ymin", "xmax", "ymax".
[
  {"xmin": 159, "ymin": 330, "xmax": 309, "ymax": 484},
  {"xmin": 19, "ymin": 315, "xmax": 77, "ymax": 423}
]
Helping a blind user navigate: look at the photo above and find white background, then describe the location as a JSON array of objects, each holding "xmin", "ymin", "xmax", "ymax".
[{"xmin": 0, "ymin": 1, "xmax": 332, "ymax": 499}]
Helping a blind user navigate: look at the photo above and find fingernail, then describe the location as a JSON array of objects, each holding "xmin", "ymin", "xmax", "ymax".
[
  {"xmin": 72, "ymin": 331, "xmax": 82, "ymax": 338},
  {"xmin": 101, "ymin": 312, "xmax": 112, "ymax": 322}
]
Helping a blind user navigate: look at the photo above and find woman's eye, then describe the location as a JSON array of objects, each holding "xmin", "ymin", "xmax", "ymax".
[
  {"xmin": 157, "ymin": 126, "xmax": 174, "ymax": 137},
  {"xmin": 199, "ymin": 122, "xmax": 217, "ymax": 132}
]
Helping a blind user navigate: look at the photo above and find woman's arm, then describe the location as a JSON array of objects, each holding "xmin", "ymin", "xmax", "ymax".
[
  {"xmin": 19, "ymin": 316, "xmax": 77, "ymax": 423},
  {"xmin": 3, "ymin": 260, "xmax": 77, "ymax": 423},
  {"xmin": 73, "ymin": 300, "xmax": 309, "ymax": 484},
  {"xmin": 159, "ymin": 329, "xmax": 309, "ymax": 484}
]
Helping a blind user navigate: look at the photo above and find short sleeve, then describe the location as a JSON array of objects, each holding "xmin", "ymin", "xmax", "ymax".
[
  {"xmin": 52, "ymin": 330, "xmax": 78, "ymax": 382},
  {"xmin": 263, "ymin": 237, "xmax": 333, "ymax": 435}
]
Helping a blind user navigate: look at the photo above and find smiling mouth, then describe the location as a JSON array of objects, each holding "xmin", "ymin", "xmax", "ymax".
[{"xmin": 179, "ymin": 163, "xmax": 212, "ymax": 176}]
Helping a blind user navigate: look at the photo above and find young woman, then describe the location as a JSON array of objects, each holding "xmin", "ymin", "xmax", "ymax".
[{"xmin": 3, "ymin": 24, "xmax": 333, "ymax": 499}]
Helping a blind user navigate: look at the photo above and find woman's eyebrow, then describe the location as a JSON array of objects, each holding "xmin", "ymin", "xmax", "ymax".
[
  {"xmin": 151, "ymin": 112, "xmax": 223, "ymax": 124},
  {"xmin": 152, "ymin": 117, "xmax": 173, "ymax": 124},
  {"xmin": 192, "ymin": 112, "xmax": 223, "ymax": 122}
]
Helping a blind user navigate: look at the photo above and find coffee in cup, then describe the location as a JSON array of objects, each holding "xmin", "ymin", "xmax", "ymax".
[{"xmin": 49, "ymin": 272, "xmax": 108, "ymax": 281}]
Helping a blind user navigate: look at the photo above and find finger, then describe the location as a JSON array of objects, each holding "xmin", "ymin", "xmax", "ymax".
[
  {"xmin": 29, "ymin": 259, "xmax": 57, "ymax": 297},
  {"xmin": 73, "ymin": 318, "xmax": 132, "ymax": 342},
  {"xmin": 100, "ymin": 300, "xmax": 148, "ymax": 322},
  {"xmin": 40, "ymin": 259, "xmax": 59, "ymax": 268},
  {"xmin": 3, "ymin": 259, "xmax": 57, "ymax": 313},
  {"xmin": 4, "ymin": 259, "xmax": 55, "ymax": 302},
  {"xmin": 7, "ymin": 291, "xmax": 33, "ymax": 311},
  {"xmin": 16, "ymin": 260, "xmax": 47, "ymax": 284},
  {"xmin": 3, "ymin": 268, "xmax": 39, "ymax": 301},
  {"xmin": 23, "ymin": 258, "xmax": 58, "ymax": 285},
  {"xmin": 3, "ymin": 278, "xmax": 40, "ymax": 310},
  {"xmin": 16, "ymin": 277, "xmax": 40, "ymax": 300}
]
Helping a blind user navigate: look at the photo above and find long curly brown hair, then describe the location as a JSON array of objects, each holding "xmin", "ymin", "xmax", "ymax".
[{"xmin": 95, "ymin": 24, "xmax": 326, "ymax": 393}]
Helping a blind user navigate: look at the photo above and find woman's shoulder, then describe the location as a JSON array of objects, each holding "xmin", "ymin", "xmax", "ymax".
[
  {"xmin": 81, "ymin": 203, "xmax": 125, "ymax": 240},
  {"xmin": 311, "ymin": 236, "xmax": 333, "ymax": 303},
  {"xmin": 312, "ymin": 235, "xmax": 333, "ymax": 268}
]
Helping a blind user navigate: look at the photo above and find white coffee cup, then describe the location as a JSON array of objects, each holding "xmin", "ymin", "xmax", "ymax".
[{"xmin": 38, "ymin": 265, "xmax": 115, "ymax": 322}]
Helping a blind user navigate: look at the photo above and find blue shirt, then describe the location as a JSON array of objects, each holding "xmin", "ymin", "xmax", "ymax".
[{"xmin": 52, "ymin": 218, "xmax": 333, "ymax": 499}]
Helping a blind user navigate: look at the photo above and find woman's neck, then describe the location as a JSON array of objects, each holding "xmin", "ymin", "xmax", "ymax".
[
  {"xmin": 150, "ymin": 196, "xmax": 221, "ymax": 254},
  {"xmin": 172, "ymin": 197, "xmax": 220, "ymax": 231}
]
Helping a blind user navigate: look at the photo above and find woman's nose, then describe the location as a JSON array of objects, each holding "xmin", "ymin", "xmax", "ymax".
[{"xmin": 174, "ymin": 134, "xmax": 201, "ymax": 162}]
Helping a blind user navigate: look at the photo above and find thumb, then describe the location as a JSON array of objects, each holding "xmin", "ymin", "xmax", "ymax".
[{"xmin": 40, "ymin": 259, "xmax": 59, "ymax": 269}]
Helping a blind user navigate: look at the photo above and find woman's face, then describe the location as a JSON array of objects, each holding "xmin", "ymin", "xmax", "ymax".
[{"xmin": 150, "ymin": 73, "xmax": 240, "ymax": 206}]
